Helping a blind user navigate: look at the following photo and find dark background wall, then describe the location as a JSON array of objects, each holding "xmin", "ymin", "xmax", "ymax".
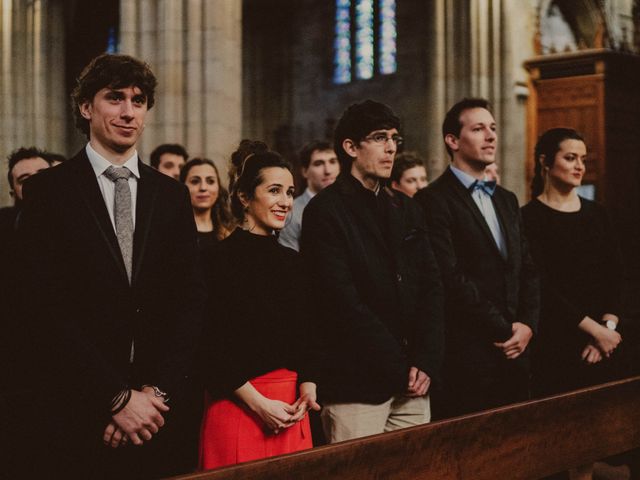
[{"xmin": 243, "ymin": 0, "xmax": 435, "ymax": 177}]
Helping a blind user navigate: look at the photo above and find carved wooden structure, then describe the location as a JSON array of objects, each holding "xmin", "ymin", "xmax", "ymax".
[{"xmin": 524, "ymin": 49, "xmax": 640, "ymax": 290}]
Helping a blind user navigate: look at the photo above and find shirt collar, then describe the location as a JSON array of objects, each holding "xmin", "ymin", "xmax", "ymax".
[
  {"xmin": 86, "ymin": 143, "xmax": 140, "ymax": 179},
  {"xmin": 346, "ymin": 172, "xmax": 384, "ymax": 197},
  {"xmin": 449, "ymin": 164, "xmax": 478, "ymax": 190},
  {"xmin": 302, "ymin": 188, "xmax": 316, "ymax": 201}
]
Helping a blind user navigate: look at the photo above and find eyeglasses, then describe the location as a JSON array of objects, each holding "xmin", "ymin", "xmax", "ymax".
[{"xmin": 363, "ymin": 133, "xmax": 404, "ymax": 146}]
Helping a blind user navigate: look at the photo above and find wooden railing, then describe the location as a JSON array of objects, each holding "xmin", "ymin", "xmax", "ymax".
[{"xmin": 173, "ymin": 376, "xmax": 640, "ymax": 480}]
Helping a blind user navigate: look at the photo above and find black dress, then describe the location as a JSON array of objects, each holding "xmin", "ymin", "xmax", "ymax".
[
  {"xmin": 196, "ymin": 230, "xmax": 217, "ymax": 252},
  {"xmin": 199, "ymin": 228, "xmax": 316, "ymax": 468},
  {"xmin": 521, "ymin": 197, "xmax": 622, "ymax": 396}
]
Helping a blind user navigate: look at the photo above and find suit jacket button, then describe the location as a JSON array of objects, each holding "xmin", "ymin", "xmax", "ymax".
[
  {"xmin": 136, "ymin": 308, "xmax": 142, "ymax": 313},
  {"xmin": 397, "ymin": 273, "xmax": 402, "ymax": 282}
]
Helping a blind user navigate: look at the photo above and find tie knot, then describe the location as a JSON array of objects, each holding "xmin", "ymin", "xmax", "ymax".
[
  {"xmin": 471, "ymin": 179, "xmax": 497, "ymax": 196},
  {"xmin": 104, "ymin": 166, "xmax": 133, "ymax": 183}
]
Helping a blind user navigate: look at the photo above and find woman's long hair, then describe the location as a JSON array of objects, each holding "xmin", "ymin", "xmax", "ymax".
[{"xmin": 531, "ymin": 128, "xmax": 585, "ymax": 197}]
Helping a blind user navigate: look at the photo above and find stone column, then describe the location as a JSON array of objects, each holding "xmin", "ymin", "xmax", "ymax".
[
  {"xmin": 0, "ymin": 0, "xmax": 66, "ymax": 207},
  {"xmin": 425, "ymin": 0, "xmax": 536, "ymax": 200},
  {"xmin": 119, "ymin": 0, "xmax": 242, "ymax": 182}
]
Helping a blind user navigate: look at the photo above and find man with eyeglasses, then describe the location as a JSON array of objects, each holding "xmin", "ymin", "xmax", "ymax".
[
  {"xmin": 415, "ymin": 98, "xmax": 539, "ymax": 419},
  {"xmin": 301, "ymin": 99, "xmax": 444, "ymax": 442}
]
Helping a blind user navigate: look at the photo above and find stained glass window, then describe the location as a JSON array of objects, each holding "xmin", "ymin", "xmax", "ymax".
[
  {"xmin": 333, "ymin": 0, "xmax": 397, "ymax": 84},
  {"xmin": 378, "ymin": 0, "xmax": 397, "ymax": 74},
  {"xmin": 106, "ymin": 26, "xmax": 118, "ymax": 53},
  {"xmin": 333, "ymin": 0, "xmax": 352, "ymax": 84},
  {"xmin": 355, "ymin": 0, "xmax": 374, "ymax": 80}
]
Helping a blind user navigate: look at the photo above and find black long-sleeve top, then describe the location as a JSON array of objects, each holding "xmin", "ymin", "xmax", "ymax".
[
  {"xmin": 200, "ymin": 228, "xmax": 313, "ymax": 398},
  {"xmin": 521, "ymin": 198, "xmax": 622, "ymax": 355}
]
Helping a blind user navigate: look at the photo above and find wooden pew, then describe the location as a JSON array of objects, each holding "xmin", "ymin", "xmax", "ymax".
[{"xmin": 173, "ymin": 376, "xmax": 640, "ymax": 480}]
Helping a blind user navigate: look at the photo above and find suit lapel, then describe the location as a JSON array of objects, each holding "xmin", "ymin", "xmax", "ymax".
[
  {"xmin": 70, "ymin": 150, "xmax": 129, "ymax": 282},
  {"xmin": 491, "ymin": 188, "xmax": 513, "ymax": 261},
  {"xmin": 131, "ymin": 162, "xmax": 159, "ymax": 286},
  {"xmin": 444, "ymin": 168, "xmax": 506, "ymax": 261}
]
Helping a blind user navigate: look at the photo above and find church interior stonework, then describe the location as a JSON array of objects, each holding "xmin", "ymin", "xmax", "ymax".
[{"xmin": 1, "ymin": 0, "xmax": 639, "ymax": 269}]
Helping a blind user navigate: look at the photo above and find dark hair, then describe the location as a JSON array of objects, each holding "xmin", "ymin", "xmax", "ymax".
[
  {"xmin": 228, "ymin": 139, "xmax": 292, "ymax": 221},
  {"xmin": 7, "ymin": 146, "xmax": 50, "ymax": 187},
  {"xmin": 333, "ymin": 99, "xmax": 401, "ymax": 168},
  {"xmin": 391, "ymin": 151, "xmax": 426, "ymax": 184},
  {"xmin": 150, "ymin": 143, "xmax": 189, "ymax": 169},
  {"xmin": 180, "ymin": 158, "xmax": 236, "ymax": 241},
  {"xmin": 43, "ymin": 152, "xmax": 66, "ymax": 165},
  {"xmin": 531, "ymin": 128, "xmax": 585, "ymax": 197},
  {"xmin": 442, "ymin": 98, "xmax": 492, "ymax": 157},
  {"xmin": 299, "ymin": 141, "xmax": 334, "ymax": 169},
  {"xmin": 71, "ymin": 53, "xmax": 157, "ymax": 137}
]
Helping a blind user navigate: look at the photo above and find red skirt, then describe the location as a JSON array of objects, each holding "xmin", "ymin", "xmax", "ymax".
[{"xmin": 199, "ymin": 368, "xmax": 313, "ymax": 470}]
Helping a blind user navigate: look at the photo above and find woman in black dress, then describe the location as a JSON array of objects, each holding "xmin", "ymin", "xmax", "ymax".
[
  {"xmin": 522, "ymin": 128, "xmax": 623, "ymax": 399},
  {"xmin": 199, "ymin": 141, "xmax": 319, "ymax": 470},
  {"xmin": 180, "ymin": 158, "xmax": 235, "ymax": 251}
]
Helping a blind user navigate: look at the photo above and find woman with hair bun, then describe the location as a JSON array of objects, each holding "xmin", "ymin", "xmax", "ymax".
[
  {"xmin": 198, "ymin": 140, "xmax": 319, "ymax": 470},
  {"xmin": 180, "ymin": 158, "xmax": 235, "ymax": 251},
  {"xmin": 522, "ymin": 128, "xmax": 623, "ymax": 403}
]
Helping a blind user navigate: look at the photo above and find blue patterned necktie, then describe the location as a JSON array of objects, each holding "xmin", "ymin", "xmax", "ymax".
[{"xmin": 470, "ymin": 179, "xmax": 497, "ymax": 196}]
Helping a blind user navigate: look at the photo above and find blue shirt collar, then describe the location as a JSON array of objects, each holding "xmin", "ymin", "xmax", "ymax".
[{"xmin": 449, "ymin": 164, "xmax": 478, "ymax": 189}]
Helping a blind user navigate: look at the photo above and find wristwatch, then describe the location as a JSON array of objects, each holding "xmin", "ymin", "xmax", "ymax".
[{"xmin": 604, "ymin": 320, "xmax": 617, "ymax": 331}]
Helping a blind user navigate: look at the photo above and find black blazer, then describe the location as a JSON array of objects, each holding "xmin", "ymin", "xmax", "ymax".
[
  {"xmin": 414, "ymin": 168, "xmax": 539, "ymax": 378},
  {"xmin": 17, "ymin": 149, "xmax": 205, "ymax": 430},
  {"xmin": 300, "ymin": 174, "xmax": 444, "ymax": 404}
]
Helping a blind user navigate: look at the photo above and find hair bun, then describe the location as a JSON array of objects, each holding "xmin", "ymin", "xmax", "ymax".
[{"xmin": 231, "ymin": 140, "xmax": 268, "ymax": 169}]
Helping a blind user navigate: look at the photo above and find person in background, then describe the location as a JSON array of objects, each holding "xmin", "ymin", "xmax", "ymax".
[
  {"xmin": 4, "ymin": 147, "xmax": 50, "ymax": 207},
  {"xmin": 180, "ymin": 157, "xmax": 235, "ymax": 251},
  {"xmin": 199, "ymin": 140, "xmax": 319, "ymax": 470},
  {"xmin": 484, "ymin": 162, "xmax": 500, "ymax": 183},
  {"xmin": 415, "ymin": 97, "xmax": 539, "ymax": 419},
  {"xmin": 0, "ymin": 146, "xmax": 51, "ymax": 253},
  {"xmin": 45, "ymin": 152, "xmax": 67, "ymax": 166},
  {"xmin": 0, "ymin": 147, "xmax": 50, "ymax": 477},
  {"xmin": 278, "ymin": 141, "xmax": 339, "ymax": 251},
  {"xmin": 150, "ymin": 143, "xmax": 188, "ymax": 180},
  {"xmin": 390, "ymin": 151, "xmax": 428, "ymax": 198}
]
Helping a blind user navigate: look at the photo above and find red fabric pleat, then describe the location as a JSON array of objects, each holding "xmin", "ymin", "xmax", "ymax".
[{"xmin": 199, "ymin": 369, "xmax": 313, "ymax": 470}]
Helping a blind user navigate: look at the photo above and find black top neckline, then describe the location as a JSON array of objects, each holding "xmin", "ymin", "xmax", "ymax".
[
  {"xmin": 532, "ymin": 196, "xmax": 584, "ymax": 215},
  {"xmin": 229, "ymin": 226, "xmax": 279, "ymax": 244}
]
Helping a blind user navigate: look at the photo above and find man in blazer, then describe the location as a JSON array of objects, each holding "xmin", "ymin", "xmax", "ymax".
[
  {"xmin": 17, "ymin": 54, "xmax": 204, "ymax": 478},
  {"xmin": 301, "ymin": 100, "xmax": 444, "ymax": 443},
  {"xmin": 415, "ymin": 98, "xmax": 539, "ymax": 419}
]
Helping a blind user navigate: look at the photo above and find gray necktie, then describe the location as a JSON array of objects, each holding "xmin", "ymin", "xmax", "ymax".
[{"xmin": 104, "ymin": 166, "xmax": 134, "ymax": 282}]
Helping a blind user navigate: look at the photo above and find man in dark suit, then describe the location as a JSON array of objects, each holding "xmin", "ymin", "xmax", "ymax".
[
  {"xmin": 301, "ymin": 100, "xmax": 444, "ymax": 443},
  {"xmin": 415, "ymin": 98, "xmax": 539, "ymax": 419},
  {"xmin": 17, "ymin": 54, "xmax": 204, "ymax": 478}
]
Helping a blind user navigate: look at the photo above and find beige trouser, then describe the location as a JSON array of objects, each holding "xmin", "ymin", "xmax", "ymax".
[{"xmin": 321, "ymin": 395, "xmax": 431, "ymax": 443}]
